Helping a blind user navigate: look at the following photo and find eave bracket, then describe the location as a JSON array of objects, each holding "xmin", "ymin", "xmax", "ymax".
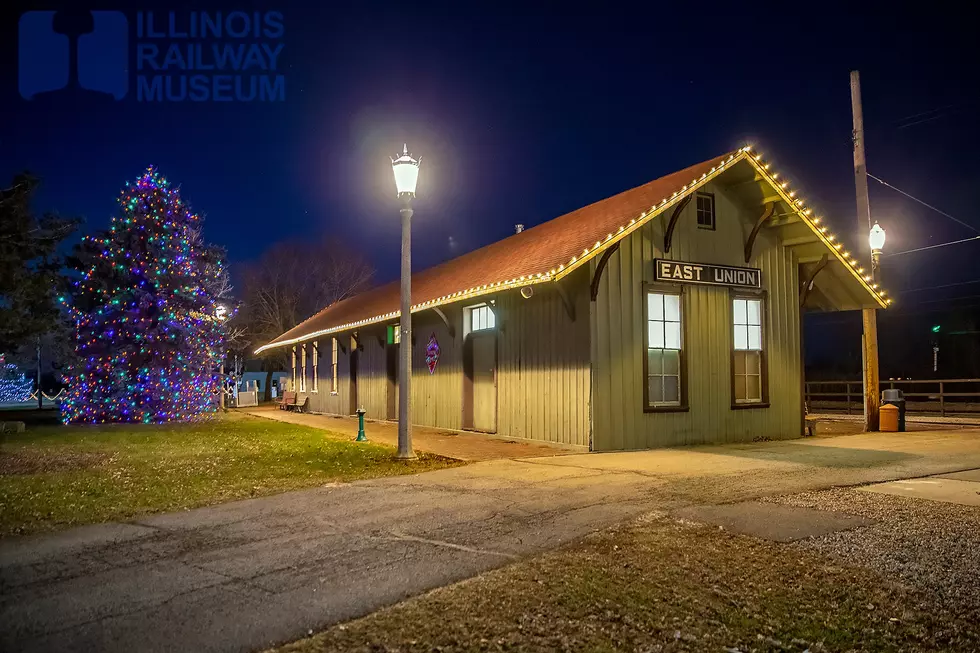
[
  {"xmin": 663, "ymin": 195, "xmax": 692, "ymax": 254},
  {"xmin": 800, "ymin": 253, "xmax": 830, "ymax": 308},
  {"xmin": 589, "ymin": 242, "xmax": 620, "ymax": 301},
  {"xmin": 555, "ymin": 280, "xmax": 576, "ymax": 322},
  {"xmin": 432, "ymin": 306, "xmax": 456, "ymax": 337},
  {"xmin": 744, "ymin": 201, "xmax": 775, "ymax": 263}
]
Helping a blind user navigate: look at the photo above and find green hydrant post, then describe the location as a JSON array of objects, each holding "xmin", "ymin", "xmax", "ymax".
[{"xmin": 355, "ymin": 408, "xmax": 367, "ymax": 442}]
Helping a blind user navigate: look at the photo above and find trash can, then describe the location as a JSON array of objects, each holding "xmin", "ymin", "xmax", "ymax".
[
  {"xmin": 880, "ymin": 403, "xmax": 899, "ymax": 432},
  {"xmin": 881, "ymin": 388, "xmax": 906, "ymax": 432}
]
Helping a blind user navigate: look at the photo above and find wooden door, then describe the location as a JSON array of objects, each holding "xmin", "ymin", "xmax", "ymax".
[
  {"xmin": 471, "ymin": 334, "xmax": 497, "ymax": 432},
  {"xmin": 385, "ymin": 344, "xmax": 397, "ymax": 420},
  {"xmin": 349, "ymin": 347, "xmax": 359, "ymax": 415}
]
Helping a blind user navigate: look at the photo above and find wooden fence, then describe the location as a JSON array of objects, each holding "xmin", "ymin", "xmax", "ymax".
[{"xmin": 805, "ymin": 378, "xmax": 980, "ymax": 416}]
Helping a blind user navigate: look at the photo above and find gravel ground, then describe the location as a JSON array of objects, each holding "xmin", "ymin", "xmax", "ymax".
[{"xmin": 767, "ymin": 488, "xmax": 980, "ymax": 625}]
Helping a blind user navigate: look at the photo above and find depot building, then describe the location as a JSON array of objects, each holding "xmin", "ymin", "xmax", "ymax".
[{"xmin": 257, "ymin": 147, "xmax": 888, "ymax": 451}]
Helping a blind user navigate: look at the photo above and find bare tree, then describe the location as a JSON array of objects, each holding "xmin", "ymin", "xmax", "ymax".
[{"xmin": 237, "ymin": 239, "xmax": 374, "ymax": 399}]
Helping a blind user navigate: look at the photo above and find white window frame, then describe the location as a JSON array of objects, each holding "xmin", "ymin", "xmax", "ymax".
[
  {"xmin": 468, "ymin": 304, "xmax": 495, "ymax": 333},
  {"xmin": 299, "ymin": 344, "xmax": 307, "ymax": 392},
  {"xmin": 732, "ymin": 296, "xmax": 766, "ymax": 406},
  {"xmin": 330, "ymin": 337, "xmax": 339, "ymax": 394},
  {"xmin": 645, "ymin": 289, "xmax": 684, "ymax": 409},
  {"xmin": 311, "ymin": 341, "xmax": 319, "ymax": 393}
]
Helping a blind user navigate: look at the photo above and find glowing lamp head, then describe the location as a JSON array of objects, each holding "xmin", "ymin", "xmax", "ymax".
[
  {"xmin": 869, "ymin": 221, "xmax": 886, "ymax": 253},
  {"xmin": 391, "ymin": 144, "xmax": 420, "ymax": 197}
]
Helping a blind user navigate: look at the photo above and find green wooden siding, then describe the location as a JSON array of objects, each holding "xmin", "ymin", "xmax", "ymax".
[
  {"xmin": 590, "ymin": 181, "xmax": 802, "ymax": 450},
  {"xmin": 496, "ymin": 276, "xmax": 591, "ymax": 448},
  {"xmin": 353, "ymin": 327, "xmax": 389, "ymax": 421},
  {"xmin": 409, "ymin": 311, "xmax": 463, "ymax": 430},
  {"xmin": 304, "ymin": 338, "xmax": 352, "ymax": 415},
  {"xmin": 303, "ymin": 280, "xmax": 589, "ymax": 447}
]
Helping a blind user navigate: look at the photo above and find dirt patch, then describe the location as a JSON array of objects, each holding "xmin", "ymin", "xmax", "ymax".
[
  {"xmin": 270, "ymin": 514, "xmax": 979, "ymax": 653},
  {"xmin": 0, "ymin": 450, "xmax": 111, "ymax": 476}
]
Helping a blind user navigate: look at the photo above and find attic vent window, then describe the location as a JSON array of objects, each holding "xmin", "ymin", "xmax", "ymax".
[
  {"xmin": 696, "ymin": 192, "xmax": 715, "ymax": 230},
  {"xmin": 469, "ymin": 304, "xmax": 495, "ymax": 332}
]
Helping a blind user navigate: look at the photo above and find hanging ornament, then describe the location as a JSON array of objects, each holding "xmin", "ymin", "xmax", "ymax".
[{"xmin": 425, "ymin": 333, "xmax": 441, "ymax": 374}]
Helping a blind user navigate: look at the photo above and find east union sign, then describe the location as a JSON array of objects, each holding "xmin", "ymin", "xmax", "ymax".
[{"xmin": 654, "ymin": 259, "xmax": 762, "ymax": 288}]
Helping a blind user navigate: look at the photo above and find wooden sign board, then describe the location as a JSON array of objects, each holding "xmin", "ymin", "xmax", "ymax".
[{"xmin": 654, "ymin": 259, "xmax": 762, "ymax": 289}]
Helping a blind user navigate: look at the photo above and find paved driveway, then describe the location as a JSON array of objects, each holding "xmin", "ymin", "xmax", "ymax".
[{"xmin": 2, "ymin": 429, "xmax": 978, "ymax": 653}]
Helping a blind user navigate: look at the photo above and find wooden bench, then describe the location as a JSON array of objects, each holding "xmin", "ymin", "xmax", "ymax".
[
  {"xmin": 278, "ymin": 391, "xmax": 308, "ymax": 412},
  {"xmin": 804, "ymin": 415, "xmax": 820, "ymax": 437}
]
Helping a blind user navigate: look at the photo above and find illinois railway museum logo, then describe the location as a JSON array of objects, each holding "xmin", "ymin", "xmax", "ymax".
[{"xmin": 18, "ymin": 10, "xmax": 285, "ymax": 102}]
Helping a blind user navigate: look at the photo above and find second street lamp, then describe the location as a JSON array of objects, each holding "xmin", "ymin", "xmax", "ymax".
[
  {"xmin": 869, "ymin": 221, "xmax": 886, "ymax": 281},
  {"xmin": 391, "ymin": 145, "xmax": 420, "ymax": 460}
]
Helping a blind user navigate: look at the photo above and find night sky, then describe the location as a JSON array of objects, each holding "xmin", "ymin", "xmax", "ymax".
[{"xmin": 4, "ymin": 3, "xmax": 979, "ymax": 374}]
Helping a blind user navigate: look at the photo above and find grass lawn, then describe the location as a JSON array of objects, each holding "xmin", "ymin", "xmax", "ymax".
[
  {"xmin": 0, "ymin": 412, "xmax": 460, "ymax": 537},
  {"xmin": 273, "ymin": 514, "xmax": 979, "ymax": 653}
]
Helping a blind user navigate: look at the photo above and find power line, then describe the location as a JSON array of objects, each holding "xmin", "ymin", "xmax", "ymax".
[
  {"xmin": 883, "ymin": 235, "xmax": 980, "ymax": 258},
  {"xmin": 902, "ymin": 293, "xmax": 980, "ymax": 305},
  {"xmin": 894, "ymin": 102, "xmax": 974, "ymax": 130},
  {"xmin": 867, "ymin": 173, "xmax": 979, "ymax": 234},
  {"xmin": 897, "ymin": 279, "xmax": 980, "ymax": 294}
]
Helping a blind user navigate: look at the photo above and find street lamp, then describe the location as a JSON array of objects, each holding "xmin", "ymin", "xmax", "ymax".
[
  {"xmin": 391, "ymin": 144, "xmax": 420, "ymax": 460},
  {"xmin": 869, "ymin": 221, "xmax": 885, "ymax": 279}
]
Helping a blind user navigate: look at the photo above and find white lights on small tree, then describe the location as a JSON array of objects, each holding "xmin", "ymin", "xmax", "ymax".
[
  {"xmin": 869, "ymin": 222, "xmax": 886, "ymax": 253},
  {"xmin": 215, "ymin": 304, "xmax": 228, "ymax": 321},
  {"xmin": 391, "ymin": 144, "xmax": 420, "ymax": 197}
]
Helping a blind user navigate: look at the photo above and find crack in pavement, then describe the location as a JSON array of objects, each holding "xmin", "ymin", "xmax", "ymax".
[{"xmin": 375, "ymin": 531, "xmax": 519, "ymax": 560}]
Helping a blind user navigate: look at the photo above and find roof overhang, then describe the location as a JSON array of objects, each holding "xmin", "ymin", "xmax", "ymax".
[{"xmin": 255, "ymin": 147, "xmax": 888, "ymax": 354}]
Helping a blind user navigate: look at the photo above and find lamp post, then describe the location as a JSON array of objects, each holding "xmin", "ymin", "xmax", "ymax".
[
  {"xmin": 391, "ymin": 145, "xmax": 420, "ymax": 460},
  {"xmin": 869, "ymin": 221, "xmax": 885, "ymax": 281},
  {"xmin": 216, "ymin": 303, "xmax": 228, "ymax": 410}
]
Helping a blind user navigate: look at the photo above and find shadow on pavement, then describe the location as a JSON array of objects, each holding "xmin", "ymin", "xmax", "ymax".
[{"xmin": 705, "ymin": 443, "xmax": 918, "ymax": 468}]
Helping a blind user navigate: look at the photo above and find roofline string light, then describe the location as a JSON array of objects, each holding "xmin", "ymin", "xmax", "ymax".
[{"xmin": 255, "ymin": 147, "xmax": 888, "ymax": 354}]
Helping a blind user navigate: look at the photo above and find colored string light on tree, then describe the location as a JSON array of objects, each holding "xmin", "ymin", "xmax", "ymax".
[
  {"xmin": 61, "ymin": 167, "xmax": 227, "ymax": 424},
  {"xmin": 0, "ymin": 354, "xmax": 33, "ymax": 403}
]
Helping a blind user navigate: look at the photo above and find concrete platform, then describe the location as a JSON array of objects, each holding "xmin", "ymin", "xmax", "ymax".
[
  {"xmin": 859, "ymin": 476, "xmax": 980, "ymax": 506},
  {"xmin": 672, "ymin": 501, "xmax": 872, "ymax": 542},
  {"xmin": 937, "ymin": 469, "xmax": 980, "ymax": 482}
]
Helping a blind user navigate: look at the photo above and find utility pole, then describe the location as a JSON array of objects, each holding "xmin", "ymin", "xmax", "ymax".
[{"xmin": 850, "ymin": 70, "xmax": 880, "ymax": 432}]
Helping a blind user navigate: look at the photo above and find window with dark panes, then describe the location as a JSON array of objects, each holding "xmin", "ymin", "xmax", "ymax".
[{"xmin": 696, "ymin": 192, "xmax": 715, "ymax": 230}]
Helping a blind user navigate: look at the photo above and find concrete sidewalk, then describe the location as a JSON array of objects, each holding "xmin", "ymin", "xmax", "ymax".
[
  {"xmin": 240, "ymin": 405, "xmax": 578, "ymax": 461},
  {"xmin": 2, "ymin": 428, "xmax": 979, "ymax": 653}
]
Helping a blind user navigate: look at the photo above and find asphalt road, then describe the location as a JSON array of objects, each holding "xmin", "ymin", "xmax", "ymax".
[{"xmin": 2, "ymin": 429, "xmax": 979, "ymax": 653}]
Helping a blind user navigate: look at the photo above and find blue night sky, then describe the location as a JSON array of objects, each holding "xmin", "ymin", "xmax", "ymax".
[{"xmin": 4, "ymin": 3, "xmax": 979, "ymax": 365}]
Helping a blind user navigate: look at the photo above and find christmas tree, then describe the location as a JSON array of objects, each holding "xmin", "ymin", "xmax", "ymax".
[
  {"xmin": 61, "ymin": 168, "xmax": 227, "ymax": 424},
  {"xmin": 0, "ymin": 354, "xmax": 32, "ymax": 403}
]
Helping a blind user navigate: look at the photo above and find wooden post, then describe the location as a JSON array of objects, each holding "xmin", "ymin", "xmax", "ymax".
[
  {"xmin": 36, "ymin": 338, "xmax": 42, "ymax": 410},
  {"xmin": 850, "ymin": 70, "xmax": 880, "ymax": 432},
  {"xmin": 940, "ymin": 381, "xmax": 945, "ymax": 417}
]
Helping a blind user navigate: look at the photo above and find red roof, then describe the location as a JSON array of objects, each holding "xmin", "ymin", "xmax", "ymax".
[{"xmin": 257, "ymin": 151, "xmax": 737, "ymax": 352}]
